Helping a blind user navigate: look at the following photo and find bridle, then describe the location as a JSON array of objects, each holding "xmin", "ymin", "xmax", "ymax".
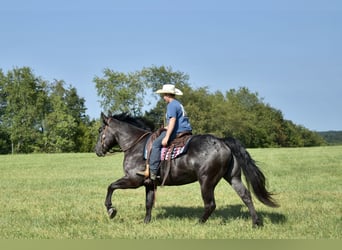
[{"xmin": 100, "ymin": 124, "xmax": 110, "ymax": 150}]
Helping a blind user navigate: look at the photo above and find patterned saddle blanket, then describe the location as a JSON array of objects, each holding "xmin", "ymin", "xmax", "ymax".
[
  {"xmin": 144, "ymin": 129, "xmax": 192, "ymax": 161},
  {"xmin": 160, "ymin": 142, "xmax": 188, "ymax": 160}
]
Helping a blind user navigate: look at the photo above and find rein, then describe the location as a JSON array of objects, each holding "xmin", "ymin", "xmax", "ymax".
[{"xmin": 120, "ymin": 132, "xmax": 151, "ymax": 152}]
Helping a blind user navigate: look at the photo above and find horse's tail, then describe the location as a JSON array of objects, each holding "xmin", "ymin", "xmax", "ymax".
[{"xmin": 223, "ymin": 137, "xmax": 279, "ymax": 208}]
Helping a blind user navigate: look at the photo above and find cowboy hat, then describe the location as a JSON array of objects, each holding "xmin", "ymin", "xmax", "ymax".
[{"xmin": 155, "ymin": 84, "xmax": 183, "ymax": 95}]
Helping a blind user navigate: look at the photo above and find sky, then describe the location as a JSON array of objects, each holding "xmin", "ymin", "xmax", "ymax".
[{"xmin": 1, "ymin": 0, "xmax": 341, "ymax": 131}]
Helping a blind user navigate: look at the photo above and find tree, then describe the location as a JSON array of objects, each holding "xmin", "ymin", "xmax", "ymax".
[
  {"xmin": 75, "ymin": 118, "xmax": 100, "ymax": 152},
  {"xmin": 93, "ymin": 69, "xmax": 148, "ymax": 116},
  {"xmin": 0, "ymin": 70, "xmax": 6, "ymax": 119},
  {"xmin": 1, "ymin": 67, "xmax": 48, "ymax": 153},
  {"xmin": 94, "ymin": 65, "xmax": 191, "ymax": 118},
  {"xmin": 42, "ymin": 81, "xmax": 75, "ymax": 152},
  {"xmin": 171, "ymin": 85, "xmax": 325, "ymax": 148},
  {"xmin": 140, "ymin": 65, "xmax": 190, "ymax": 92},
  {"xmin": 0, "ymin": 67, "xmax": 94, "ymax": 154},
  {"xmin": 177, "ymin": 87, "xmax": 218, "ymax": 135},
  {"xmin": 0, "ymin": 65, "xmax": 325, "ymax": 153},
  {"xmin": 42, "ymin": 80, "xmax": 91, "ymax": 153},
  {"xmin": 0, "ymin": 70, "xmax": 11, "ymax": 153},
  {"xmin": 140, "ymin": 66, "xmax": 191, "ymax": 126}
]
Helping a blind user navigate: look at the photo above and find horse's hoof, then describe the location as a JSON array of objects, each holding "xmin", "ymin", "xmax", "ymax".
[
  {"xmin": 108, "ymin": 207, "xmax": 117, "ymax": 219},
  {"xmin": 198, "ymin": 218, "xmax": 207, "ymax": 224},
  {"xmin": 252, "ymin": 219, "xmax": 263, "ymax": 228},
  {"xmin": 144, "ymin": 217, "xmax": 151, "ymax": 224}
]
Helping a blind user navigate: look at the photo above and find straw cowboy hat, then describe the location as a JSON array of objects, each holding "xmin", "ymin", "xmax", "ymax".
[{"xmin": 155, "ymin": 84, "xmax": 183, "ymax": 95}]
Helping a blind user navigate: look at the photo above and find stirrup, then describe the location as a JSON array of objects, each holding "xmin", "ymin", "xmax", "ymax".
[{"xmin": 150, "ymin": 173, "xmax": 157, "ymax": 181}]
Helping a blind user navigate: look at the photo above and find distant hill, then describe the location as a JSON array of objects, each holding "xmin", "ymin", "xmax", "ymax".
[{"xmin": 318, "ymin": 131, "xmax": 342, "ymax": 145}]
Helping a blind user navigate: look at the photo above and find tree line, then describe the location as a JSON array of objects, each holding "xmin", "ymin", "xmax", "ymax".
[
  {"xmin": 318, "ymin": 131, "xmax": 342, "ymax": 145},
  {"xmin": 0, "ymin": 66, "xmax": 325, "ymax": 154},
  {"xmin": 0, "ymin": 67, "xmax": 98, "ymax": 154},
  {"xmin": 95, "ymin": 65, "xmax": 325, "ymax": 147}
]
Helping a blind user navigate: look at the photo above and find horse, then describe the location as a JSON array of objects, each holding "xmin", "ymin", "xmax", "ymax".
[{"xmin": 95, "ymin": 112, "xmax": 278, "ymax": 227}]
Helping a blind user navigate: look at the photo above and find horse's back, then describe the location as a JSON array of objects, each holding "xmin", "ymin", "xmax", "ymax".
[{"xmin": 159, "ymin": 134, "xmax": 231, "ymax": 186}]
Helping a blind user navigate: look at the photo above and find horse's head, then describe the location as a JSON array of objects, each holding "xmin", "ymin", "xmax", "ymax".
[
  {"xmin": 95, "ymin": 112, "xmax": 153, "ymax": 156},
  {"xmin": 95, "ymin": 112, "xmax": 117, "ymax": 156}
]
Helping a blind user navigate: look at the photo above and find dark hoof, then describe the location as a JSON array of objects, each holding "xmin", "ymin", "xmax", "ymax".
[
  {"xmin": 198, "ymin": 218, "xmax": 207, "ymax": 224},
  {"xmin": 108, "ymin": 207, "xmax": 117, "ymax": 219},
  {"xmin": 144, "ymin": 217, "xmax": 151, "ymax": 224},
  {"xmin": 252, "ymin": 219, "xmax": 263, "ymax": 228}
]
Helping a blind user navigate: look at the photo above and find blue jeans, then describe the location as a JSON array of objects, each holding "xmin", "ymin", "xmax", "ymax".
[{"xmin": 149, "ymin": 130, "xmax": 175, "ymax": 175}]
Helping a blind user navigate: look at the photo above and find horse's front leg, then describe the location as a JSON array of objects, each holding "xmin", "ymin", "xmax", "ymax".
[
  {"xmin": 144, "ymin": 181, "xmax": 156, "ymax": 223},
  {"xmin": 105, "ymin": 184, "xmax": 117, "ymax": 219},
  {"xmin": 104, "ymin": 176, "xmax": 142, "ymax": 219}
]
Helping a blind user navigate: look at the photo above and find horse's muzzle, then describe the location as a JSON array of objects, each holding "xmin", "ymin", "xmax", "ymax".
[{"xmin": 95, "ymin": 144, "xmax": 106, "ymax": 157}]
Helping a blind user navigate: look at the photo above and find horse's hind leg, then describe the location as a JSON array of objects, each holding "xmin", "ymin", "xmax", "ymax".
[
  {"xmin": 226, "ymin": 175, "xmax": 262, "ymax": 227},
  {"xmin": 144, "ymin": 183, "xmax": 156, "ymax": 223},
  {"xmin": 199, "ymin": 180, "xmax": 217, "ymax": 223}
]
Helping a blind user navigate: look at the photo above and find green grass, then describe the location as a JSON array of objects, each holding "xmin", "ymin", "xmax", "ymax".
[{"xmin": 0, "ymin": 146, "xmax": 341, "ymax": 239}]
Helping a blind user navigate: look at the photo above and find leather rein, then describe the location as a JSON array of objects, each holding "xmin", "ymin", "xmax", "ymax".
[
  {"xmin": 120, "ymin": 131, "xmax": 150, "ymax": 152},
  {"xmin": 102, "ymin": 121, "xmax": 150, "ymax": 152}
]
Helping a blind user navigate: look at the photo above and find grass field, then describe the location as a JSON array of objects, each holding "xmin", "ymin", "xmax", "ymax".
[{"xmin": 0, "ymin": 146, "xmax": 341, "ymax": 239}]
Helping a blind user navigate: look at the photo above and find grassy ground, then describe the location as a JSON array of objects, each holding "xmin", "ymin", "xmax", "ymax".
[{"xmin": 0, "ymin": 146, "xmax": 341, "ymax": 239}]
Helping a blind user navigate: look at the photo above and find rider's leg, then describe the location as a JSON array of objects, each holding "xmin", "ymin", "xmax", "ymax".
[{"xmin": 148, "ymin": 131, "xmax": 166, "ymax": 180}]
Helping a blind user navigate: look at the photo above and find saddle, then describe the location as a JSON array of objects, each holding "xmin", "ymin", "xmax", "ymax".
[
  {"xmin": 141, "ymin": 128, "xmax": 192, "ymax": 184},
  {"xmin": 143, "ymin": 128, "xmax": 192, "ymax": 160}
]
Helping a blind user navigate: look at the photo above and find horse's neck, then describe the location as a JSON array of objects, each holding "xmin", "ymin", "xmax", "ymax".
[{"xmin": 111, "ymin": 121, "xmax": 147, "ymax": 151}]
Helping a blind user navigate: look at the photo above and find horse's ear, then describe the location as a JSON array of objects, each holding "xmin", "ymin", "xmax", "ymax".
[
  {"xmin": 108, "ymin": 111, "xmax": 113, "ymax": 117},
  {"xmin": 101, "ymin": 112, "xmax": 108, "ymax": 124}
]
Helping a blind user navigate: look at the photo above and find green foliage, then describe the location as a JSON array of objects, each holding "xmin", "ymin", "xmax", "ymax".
[
  {"xmin": 93, "ymin": 68, "xmax": 148, "ymax": 116},
  {"xmin": 177, "ymin": 86, "xmax": 326, "ymax": 148},
  {"xmin": 142, "ymin": 66, "xmax": 191, "ymax": 126},
  {"xmin": 318, "ymin": 131, "xmax": 342, "ymax": 145},
  {"xmin": 0, "ymin": 65, "xmax": 327, "ymax": 153},
  {"xmin": 94, "ymin": 65, "xmax": 190, "ymax": 118},
  {"xmin": 102, "ymin": 66, "xmax": 325, "ymax": 148},
  {"xmin": 0, "ymin": 67, "xmax": 48, "ymax": 153},
  {"xmin": 0, "ymin": 67, "xmax": 96, "ymax": 154},
  {"xmin": 75, "ymin": 119, "xmax": 100, "ymax": 152},
  {"xmin": 0, "ymin": 126, "xmax": 11, "ymax": 154}
]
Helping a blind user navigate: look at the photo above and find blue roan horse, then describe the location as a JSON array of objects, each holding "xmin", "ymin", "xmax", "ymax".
[{"xmin": 95, "ymin": 113, "xmax": 279, "ymax": 227}]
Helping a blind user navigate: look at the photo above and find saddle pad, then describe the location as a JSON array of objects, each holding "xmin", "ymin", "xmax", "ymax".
[
  {"xmin": 161, "ymin": 145, "xmax": 185, "ymax": 161},
  {"xmin": 143, "ymin": 136, "xmax": 192, "ymax": 160}
]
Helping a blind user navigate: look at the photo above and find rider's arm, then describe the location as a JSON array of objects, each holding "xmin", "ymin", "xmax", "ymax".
[{"xmin": 162, "ymin": 117, "xmax": 176, "ymax": 146}]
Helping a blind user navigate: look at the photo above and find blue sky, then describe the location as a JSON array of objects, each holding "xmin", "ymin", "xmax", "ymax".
[{"xmin": 1, "ymin": 0, "xmax": 341, "ymax": 131}]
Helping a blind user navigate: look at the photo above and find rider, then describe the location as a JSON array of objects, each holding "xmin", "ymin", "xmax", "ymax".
[{"xmin": 137, "ymin": 84, "xmax": 192, "ymax": 180}]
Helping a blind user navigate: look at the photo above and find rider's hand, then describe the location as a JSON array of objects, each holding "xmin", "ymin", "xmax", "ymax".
[{"xmin": 162, "ymin": 137, "xmax": 169, "ymax": 147}]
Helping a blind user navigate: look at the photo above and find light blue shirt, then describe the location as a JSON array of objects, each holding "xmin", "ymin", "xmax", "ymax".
[{"xmin": 166, "ymin": 99, "xmax": 192, "ymax": 136}]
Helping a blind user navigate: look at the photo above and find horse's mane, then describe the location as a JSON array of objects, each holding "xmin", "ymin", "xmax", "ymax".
[{"xmin": 111, "ymin": 113, "xmax": 154, "ymax": 131}]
